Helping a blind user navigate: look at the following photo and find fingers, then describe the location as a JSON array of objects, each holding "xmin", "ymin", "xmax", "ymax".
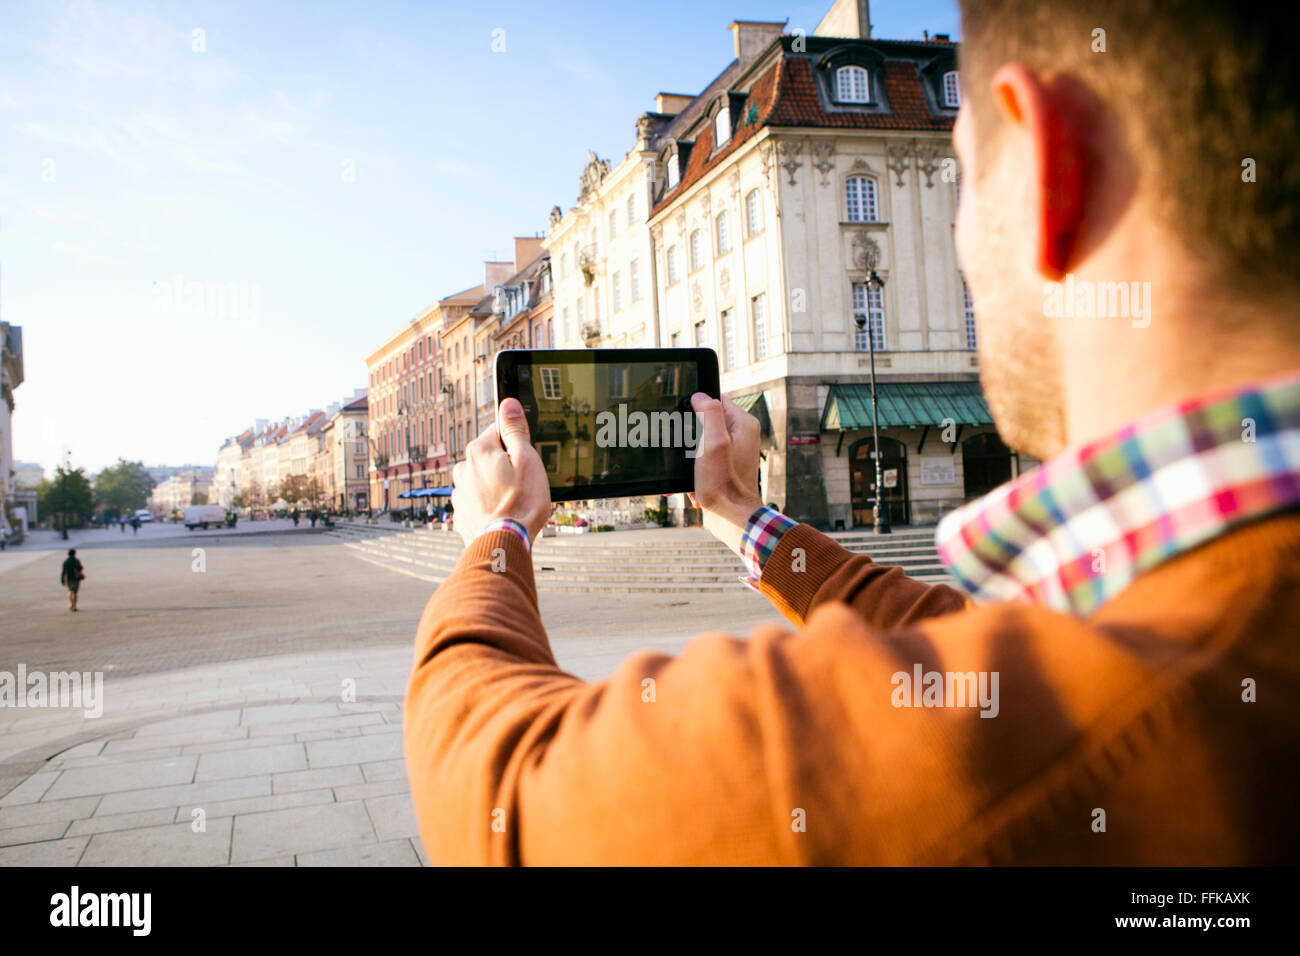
[
  {"xmin": 496, "ymin": 398, "xmax": 532, "ymax": 462},
  {"xmin": 465, "ymin": 423, "xmax": 501, "ymax": 464},
  {"xmin": 690, "ymin": 393, "xmax": 727, "ymax": 449},
  {"xmin": 720, "ymin": 395, "xmax": 759, "ymax": 440}
]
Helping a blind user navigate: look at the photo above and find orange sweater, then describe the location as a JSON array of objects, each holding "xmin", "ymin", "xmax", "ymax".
[{"xmin": 404, "ymin": 513, "xmax": 1300, "ymax": 864}]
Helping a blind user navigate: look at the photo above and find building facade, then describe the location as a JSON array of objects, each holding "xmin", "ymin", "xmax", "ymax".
[
  {"xmin": 1, "ymin": 322, "xmax": 24, "ymax": 533},
  {"xmin": 322, "ymin": 392, "xmax": 369, "ymax": 513},
  {"xmin": 636, "ymin": 11, "xmax": 1030, "ymax": 527}
]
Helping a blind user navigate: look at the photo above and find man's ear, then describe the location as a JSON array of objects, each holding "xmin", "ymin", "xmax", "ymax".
[{"xmin": 989, "ymin": 64, "xmax": 1089, "ymax": 281}]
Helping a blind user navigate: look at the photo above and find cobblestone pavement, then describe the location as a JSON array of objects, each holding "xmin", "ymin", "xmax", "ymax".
[{"xmin": 0, "ymin": 531, "xmax": 777, "ymax": 865}]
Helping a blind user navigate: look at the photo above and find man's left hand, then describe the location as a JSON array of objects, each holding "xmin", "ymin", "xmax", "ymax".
[{"xmin": 451, "ymin": 398, "xmax": 553, "ymax": 547}]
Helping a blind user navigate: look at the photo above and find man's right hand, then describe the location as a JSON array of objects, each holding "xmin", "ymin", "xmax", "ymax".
[{"xmin": 689, "ymin": 393, "xmax": 763, "ymax": 558}]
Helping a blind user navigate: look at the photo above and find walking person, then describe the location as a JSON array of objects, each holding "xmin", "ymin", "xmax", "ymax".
[
  {"xmin": 291, "ymin": 508, "xmax": 300, "ymax": 527},
  {"xmin": 119, "ymin": 515, "xmax": 125, "ymax": 533},
  {"xmin": 130, "ymin": 516, "xmax": 140, "ymax": 535},
  {"xmin": 60, "ymin": 548, "xmax": 84, "ymax": 612}
]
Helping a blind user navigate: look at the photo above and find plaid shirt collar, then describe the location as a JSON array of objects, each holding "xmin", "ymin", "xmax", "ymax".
[{"xmin": 936, "ymin": 369, "xmax": 1300, "ymax": 616}]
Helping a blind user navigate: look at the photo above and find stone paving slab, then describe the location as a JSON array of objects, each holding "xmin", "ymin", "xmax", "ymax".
[{"xmin": 1, "ymin": 532, "xmax": 774, "ymax": 864}]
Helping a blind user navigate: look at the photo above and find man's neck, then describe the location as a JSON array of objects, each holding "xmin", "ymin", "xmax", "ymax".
[{"xmin": 1060, "ymin": 282, "xmax": 1300, "ymax": 451}]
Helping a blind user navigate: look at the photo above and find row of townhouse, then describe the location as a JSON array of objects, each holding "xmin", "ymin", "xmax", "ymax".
[
  {"xmin": 211, "ymin": 390, "xmax": 370, "ymax": 514},
  {"xmin": 362, "ymin": 0, "xmax": 1034, "ymax": 528}
]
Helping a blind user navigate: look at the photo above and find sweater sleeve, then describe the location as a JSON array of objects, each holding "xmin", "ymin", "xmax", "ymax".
[
  {"xmin": 757, "ymin": 523, "xmax": 969, "ymax": 629},
  {"xmin": 403, "ymin": 529, "xmax": 789, "ymax": 865}
]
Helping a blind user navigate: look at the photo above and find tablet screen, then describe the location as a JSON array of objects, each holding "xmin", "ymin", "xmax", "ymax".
[{"xmin": 495, "ymin": 348, "xmax": 719, "ymax": 501}]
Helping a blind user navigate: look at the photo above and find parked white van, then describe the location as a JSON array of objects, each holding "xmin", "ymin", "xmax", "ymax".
[{"xmin": 184, "ymin": 504, "xmax": 228, "ymax": 530}]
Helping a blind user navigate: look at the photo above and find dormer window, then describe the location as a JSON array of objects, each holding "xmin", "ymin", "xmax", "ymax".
[
  {"xmin": 942, "ymin": 70, "xmax": 961, "ymax": 108},
  {"xmin": 836, "ymin": 65, "xmax": 869, "ymax": 103},
  {"xmin": 714, "ymin": 105, "xmax": 731, "ymax": 147},
  {"xmin": 667, "ymin": 154, "xmax": 680, "ymax": 189}
]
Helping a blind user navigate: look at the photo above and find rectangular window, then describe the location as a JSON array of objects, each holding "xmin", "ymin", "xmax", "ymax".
[
  {"xmin": 563, "ymin": 307, "xmax": 572, "ymax": 343},
  {"xmin": 670, "ymin": 332, "xmax": 680, "ymax": 348},
  {"xmin": 752, "ymin": 294, "xmax": 769, "ymax": 361},
  {"xmin": 963, "ymin": 279, "xmax": 977, "ymax": 349},
  {"xmin": 667, "ymin": 246, "xmax": 680, "ymax": 284},
  {"xmin": 722, "ymin": 309, "xmax": 737, "ymax": 369},
  {"xmin": 540, "ymin": 367, "xmax": 562, "ymax": 400},
  {"xmin": 627, "ymin": 193, "xmax": 637, "ymax": 225},
  {"xmin": 630, "ymin": 259, "xmax": 641, "ymax": 301},
  {"xmin": 694, "ymin": 320, "xmax": 707, "ymax": 348},
  {"xmin": 612, "ymin": 272, "xmax": 623, "ymax": 312},
  {"xmin": 608, "ymin": 209, "xmax": 618, "ymax": 240},
  {"xmin": 852, "ymin": 283, "xmax": 887, "ymax": 351},
  {"xmin": 608, "ymin": 365, "xmax": 628, "ymax": 399}
]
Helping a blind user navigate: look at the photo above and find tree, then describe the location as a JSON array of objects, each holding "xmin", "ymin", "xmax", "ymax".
[
  {"xmin": 94, "ymin": 459, "xmax": 156, "ymax": 513},
  {"xmin": 38, "ymin": 466, "xmax": 94, "ymax": 529},
  {"xmin": 281, "ymin": 474, "xmax": 311, "ymax": 504}
]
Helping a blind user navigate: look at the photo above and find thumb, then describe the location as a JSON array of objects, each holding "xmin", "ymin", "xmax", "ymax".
[
  {"xmin": 497, "ymin": 397, "xmax": 532, "ymax": 460},
  {"xmin": 690, "ymin": 393, "xmax": 728, "ymax": 453}
]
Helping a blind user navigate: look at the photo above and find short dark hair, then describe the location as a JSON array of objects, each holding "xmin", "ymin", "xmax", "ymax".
[
  {"xmin": 67, "ymin": 548, "xmax": 76, "ymax": 556},
  {"xmin": 958, "ymin": 0, "xmax": 1300, "ymax": 299}
]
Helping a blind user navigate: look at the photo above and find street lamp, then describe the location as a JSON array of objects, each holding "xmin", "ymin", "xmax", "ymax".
[{"xmin": 854, "ymin": 268, "xmax": 891, "ymax": 534}]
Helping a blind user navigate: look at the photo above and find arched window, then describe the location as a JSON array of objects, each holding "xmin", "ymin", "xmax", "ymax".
[
  {"xmin": 745, "ymin": 189, "xmax": 763, "ymax": 236},
  {"xmin": 714, "ymin": 106, "xmax": 731, "ymax": 147},
  {"xmin": 716, "ymin": 210, "xmax": 732, "ymax": 254},
  {"xmin": 667, "ymin": 154, "xmax": 680, "ymax": 188},
  {"xmin": 689, "ymin": 229, "xmax": 703, "ymax": 271},
  {"xmin": 845, "ymin": 176, "xmax": 878, "ymax": 222},
  {"xmin": 666, "ymin": 245, "xmax": 681, "ymax": 284},
  {"xmin": 942, "ymin": 70, "xmax": 961, "ymax": 108},
  {"xmin": 836, "ymin": 65, "xmax": 869, "ymax": 103}
]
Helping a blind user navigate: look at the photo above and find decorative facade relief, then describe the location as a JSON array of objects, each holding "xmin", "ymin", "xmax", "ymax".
[
  {"xmin": 886, "ymin": 143, "xmax": 912, "ymax": 187},
  {"xmin": 914, "ymin": 143, "xmax": 942, "ymax": 188},
  {"xmin": 851, "ymin": 232, "xmax": 882, "ymax": 272},
  {"xmin": 577, "ymin": 151, "xmax": 611, "ymax": 204},
  {"xmin": 777, "ymin": 140, "xmax": 803, "ymax": 186},
  {"xmin": 812, "ymin": 141, "xmax": 836, "ymax": 186}
]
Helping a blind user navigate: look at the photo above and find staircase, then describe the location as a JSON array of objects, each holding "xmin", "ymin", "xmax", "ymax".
[{"xmin": 329, "ymin": 521, "xmax": 952, "ymax": 594}]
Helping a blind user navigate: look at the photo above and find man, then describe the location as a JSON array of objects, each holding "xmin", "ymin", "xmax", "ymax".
[
  {"xmin": 60, "ymin": 548, "xmax": 84, "ymax": 612},
  {"xmin": 404, "ymin": 0, "xmax": 1299, "ymax": 864}
]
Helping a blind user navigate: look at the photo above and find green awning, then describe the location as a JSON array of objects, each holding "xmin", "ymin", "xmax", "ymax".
[
  {"xmin": 730, "ymin": 391, "xmax": 772, "ymax": 437},
  {"xmin": 820, "ymin": 381, "xmax": 992, "ymax": 431}
]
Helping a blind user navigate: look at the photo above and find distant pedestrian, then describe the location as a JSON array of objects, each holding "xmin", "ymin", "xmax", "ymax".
[
  {"xmin": 119, "ymin": 515, "xmax": 126, "ymax": 533},
  {"xmin": 131, "ymin": 516, "xmax": 140, "ymax": 534},
  {"xmin": 309, "ymin": 510, "xmax": 318, "ymax": 528},
  {"xmin": 60, "ymin": 548, "xmax": 84, "ymax": 612},
  {"xmin": 292, "ymin": 508, "xmax": 300, "ymax": 527}
]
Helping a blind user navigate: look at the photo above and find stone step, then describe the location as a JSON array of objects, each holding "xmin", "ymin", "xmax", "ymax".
[
  {"xmin": 346, "ymin": 549, "xmax": 952, "ymax": 594},
  {"xmin": 345, "ymin": 536, "xmax": 945, "ymax": 572}
]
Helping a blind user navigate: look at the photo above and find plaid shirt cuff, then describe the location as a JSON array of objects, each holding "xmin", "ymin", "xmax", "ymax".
[
  {"xmin": 478, "ymin": 518, "xmax": 531, "ymax": 552},
  {"xmin": 739, "ymin": 506, "xmax": 797, "ymax": 583}
]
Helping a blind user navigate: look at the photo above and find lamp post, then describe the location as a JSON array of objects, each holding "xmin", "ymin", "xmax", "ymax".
[{"xmin": 854, "ymin": 268, "xmax": 891, "ymax": 534}]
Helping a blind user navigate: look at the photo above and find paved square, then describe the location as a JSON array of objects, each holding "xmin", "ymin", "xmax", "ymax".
[{"xmin": 0, "ymin": 530, "xmax": 777, "ymax": 864}]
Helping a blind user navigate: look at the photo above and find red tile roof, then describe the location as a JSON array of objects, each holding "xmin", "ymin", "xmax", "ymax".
[{"xmin": 652, "ymin": 43, "xmax": 956, "ymax": 216}]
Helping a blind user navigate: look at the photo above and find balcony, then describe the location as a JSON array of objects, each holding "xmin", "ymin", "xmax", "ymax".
[{"xmin": 581, "ymin": 322, "xmax": 602, "ymax": 345}]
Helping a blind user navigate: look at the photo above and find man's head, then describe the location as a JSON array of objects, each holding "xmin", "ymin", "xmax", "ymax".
[
  {"xmin": 954, "ymin": 0, "xmax": 1300, "ymax": 459},
  {"xmin": 67, "ymin": 549, "xmax": 76, "ymax": 557}
]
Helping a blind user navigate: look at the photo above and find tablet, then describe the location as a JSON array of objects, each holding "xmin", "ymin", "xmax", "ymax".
[{"xmin": 494, "ymin": 348, "xmax": 720, "ymax": 502}]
